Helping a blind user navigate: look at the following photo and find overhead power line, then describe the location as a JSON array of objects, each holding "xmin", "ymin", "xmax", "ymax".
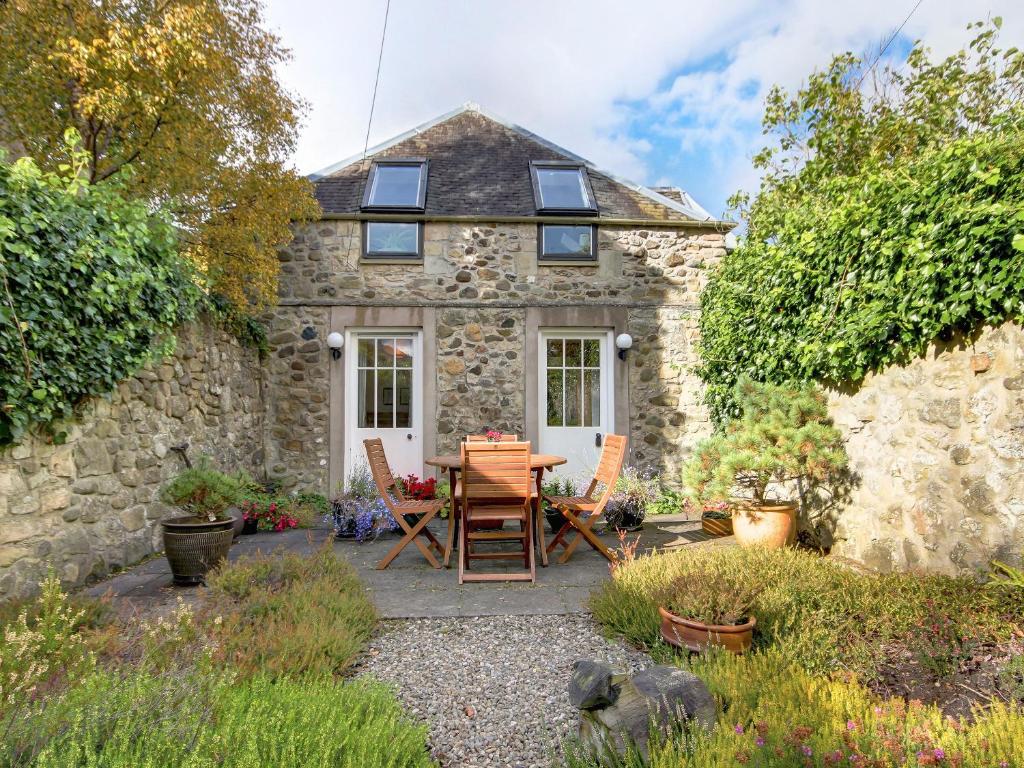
[
  {"xmin": 362, "ymin": 0, "xmax": 392, "ymax": 165},
  {"xmin": 855, "ymin": 0, "xmax": 926, "ymax": 89}
]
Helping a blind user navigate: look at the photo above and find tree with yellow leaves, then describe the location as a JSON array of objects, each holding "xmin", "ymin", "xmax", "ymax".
[{"xmin": 0, "ymin": 0, "xmax": 320, "ymax": 312}]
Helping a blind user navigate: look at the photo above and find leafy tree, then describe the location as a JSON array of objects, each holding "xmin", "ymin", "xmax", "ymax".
[
  {"xmin": 700, "ymin": 20, "xmax": 1024, "ymax": 420},
  {"xmin": 0, "ymin": 0, "xmax": 319, "ymax": 313}
]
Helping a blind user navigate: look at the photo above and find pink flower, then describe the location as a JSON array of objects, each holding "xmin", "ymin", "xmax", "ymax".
[
  {"xmin": 734, "ymin": 724, "xmax": 744, "ymax": 734},
  {"xmin": 846, "ymin": 720, "xmax": 857, "ymax": 731},
  {"xmin": 755, "ymin": 737, "xmax": 765, "ymax": 747},
  {"xmin": 933, "ymin": 748, "xmax": 945, "ymax": 760}
]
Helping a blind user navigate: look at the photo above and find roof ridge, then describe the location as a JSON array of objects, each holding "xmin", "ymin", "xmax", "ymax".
[{"xmin": 309, "ymin": 103, "xmax": 723, "ymax": 224}]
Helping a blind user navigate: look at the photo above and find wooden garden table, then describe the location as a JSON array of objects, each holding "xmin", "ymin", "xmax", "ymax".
[{"xmin": 425, "ymin": 453, "xmax": 567, "ymax": 569}]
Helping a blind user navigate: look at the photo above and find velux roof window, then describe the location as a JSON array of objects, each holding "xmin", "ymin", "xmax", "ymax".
[
  {"xmin": 361, "ymin": 159, "xmax": 428, "ymax": 210},
  {"xmin": 530, "ymin": 161, "xmax": 596, "ymax": 213}
]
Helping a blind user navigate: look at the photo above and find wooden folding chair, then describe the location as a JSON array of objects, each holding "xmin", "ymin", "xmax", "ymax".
[
  {"xmin": 459, "ymin": 440, "xmax": 535, "ymax": 583},
  {"xmin": 544, "ymin": 434, "xmax": 628, "ymax": 564},
  {"xmin": 364, "ymin": 439, "xmax": 445, "ymax": 570}
]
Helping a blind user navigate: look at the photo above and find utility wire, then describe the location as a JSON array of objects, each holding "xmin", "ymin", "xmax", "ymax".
[
  {"xmin": 362, "ymin": 0, "xmax": 392, "ymax": 166},
  {"xmin": 855, "ymin": 0, "xmax": 925, "ymax": 89}
]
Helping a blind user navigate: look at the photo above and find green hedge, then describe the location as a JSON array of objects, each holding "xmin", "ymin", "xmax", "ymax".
[
  {"xmin": 0, "ymin": 151, "xmax": 199, "ymax": 445},
  {"xmin": 698, "ymin": 127, "xmax": 1024, "ymax": 421}
]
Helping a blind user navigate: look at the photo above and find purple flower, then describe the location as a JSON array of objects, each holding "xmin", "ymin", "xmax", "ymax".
[
  {"xmin": 933, "ymin": 748, "xmax": 945, "ymax": 760},
  {"xmin": 802, "ymin": 745, "xmax": 813, "ymax": 757},
  {"xmin": 755, "ymin": 737, "xmax": 765, "ymax": 747},
  {"xmin": 846, "ymin": 720, "xmax": 857, "ymax": 731},
  {"xmin": 734, "ymin": 724, "xmax": 744, "ymax": 734}
]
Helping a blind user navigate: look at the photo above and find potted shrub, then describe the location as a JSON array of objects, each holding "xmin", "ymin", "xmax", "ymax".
[
  {"xmin": 657, "ymin": 569, "xmax": 762, "ymax": 653},
  {"xmin": 683, "ymin": 377, "xmax": 847, "ymax": 549},
  {"xmin": 605, "ymin": 467, "xmax": 657, "ymax": 532},
  {"xmin": 159, "ymin": 461, "xmax": 243, "ymax": 585},
  {"xmin": 330, "ymin": 464, "xmax": 396, "ymax": 541}
]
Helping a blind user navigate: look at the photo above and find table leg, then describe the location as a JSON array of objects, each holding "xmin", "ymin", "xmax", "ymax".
[
  {"xmin": 443, "ymin": 467, "xmax": 458, "ymax": 568},
  {"xmin": 535, "ymin": 467, "xmax": 548, "ymax": 567}
]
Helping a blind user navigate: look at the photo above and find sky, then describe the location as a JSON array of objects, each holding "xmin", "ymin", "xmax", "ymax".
[{"xmin": 262, "ymin": 0, "xmax": 1021, "ymax": 221}]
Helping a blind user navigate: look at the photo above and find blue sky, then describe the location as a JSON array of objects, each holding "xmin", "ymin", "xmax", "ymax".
[{"xmin": 264, "ymin": 0, "xmax": 1020, "ymax": 221}]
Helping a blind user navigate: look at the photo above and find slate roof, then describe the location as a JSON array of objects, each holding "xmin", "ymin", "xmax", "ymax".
[{"xmin": 311, "ymin": 104, "xmax": 719, "ymax": 224}]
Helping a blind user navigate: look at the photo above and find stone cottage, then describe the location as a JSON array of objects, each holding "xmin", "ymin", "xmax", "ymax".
[{"xmin": 266, "ymin": 103, "xmax": 734, "ymax": 492}]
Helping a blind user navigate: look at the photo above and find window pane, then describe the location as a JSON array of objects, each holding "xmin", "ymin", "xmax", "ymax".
[
  {"xmin": 395, "ymin": 369, "xmax": 412, "ymax": 428},
  {"xmin": 395, "ymin": 337, "xmax": 413, "ymax": 368},
  {"xmin": 376, "ymin": 338, "xmax": 395, "ymax": 368},
  {"xmin": 367, "ymin": 164, "xmax": 423, "ymax": 207},
  {"xmin": 564, "ymin": 339, "xmax": 582, "ymax": 367},
  {"xmin": 366, "ymin": 222, "xmax": 418, "ymax": 255},
  {"xmin": 542, "ymin": 225, "xmax": 593, "ymax": 258},
  {"xmin": 546, "ymin": 370, "xmax": 564, "ymax": 427},
  {"xmin": 536, "ymin": 168, "xmax": 589, "ymax": 209},
  {"xmin": 377, "ymin": 369, "xmax": 394, "ymax": 429},
  {"xmin": 583, "ymin": 370, "xmax": 600, "ymax": 427},
  {"xmin": 357, "ymin": 369, "xmax": 375, "ymax": 428},
  {"xmin": 583, "ymin": 339, "xmax": 601, "ymax": 367},
  {"xmin": 564, "ymin": 369, "xmax": 582, "ymax": 427},
  {"xmin": 546, "ymin": 338, "xmax": 563, "ymax": 367},
  {"xmin": 358, "ymin": 339, "xmax": 375, "ymax": 367}
]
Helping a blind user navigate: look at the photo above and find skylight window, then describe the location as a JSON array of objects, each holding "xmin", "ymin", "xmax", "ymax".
[
  {"xmin": 530, "ymin": 162, "xmax": 596, "ymax": 213},
  {"xmin": 362, "ymin": 160, "xmax": 428, "ymax": 210}
]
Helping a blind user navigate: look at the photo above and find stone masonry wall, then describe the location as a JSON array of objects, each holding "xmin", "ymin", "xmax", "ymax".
[
  {"xmin": 0, "ymin": 321, "xmax": 263, "ymax": 600},
  {"xmin": 827, "ymin": 322, "xmax": 1024, "ymax": 575},
  {"xmin": 436, "ymin": 307, "xmax": 526, "ymax": 453}
]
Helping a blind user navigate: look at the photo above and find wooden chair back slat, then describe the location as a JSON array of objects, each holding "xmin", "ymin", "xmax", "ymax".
[
  {"xmin": 466, "ymin": 434, "xmax": 519, "ymax": 442},
  {"xmin": 461, "ymin": 441, "xmax": 532, "ymax": 503},
  {"xmin": 363, "ymin": 438, "xmax": 404, "ymax": 506}
]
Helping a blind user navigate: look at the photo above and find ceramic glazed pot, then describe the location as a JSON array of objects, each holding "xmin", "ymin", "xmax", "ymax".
[
  {"xmin": 658, "ymin": 606, "xmax": 756, "ymax": 653},
  {"xmin": 161, "ymin": 516, "xmax": 236, "ymax": 585},
  {"xmin": 731, "ymin": 500, "xmax": 797, "ymax": 549}
]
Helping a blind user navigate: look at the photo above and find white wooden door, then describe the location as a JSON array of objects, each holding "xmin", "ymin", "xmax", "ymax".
[
  {"xmin": 345, "ymin": 331, "xmax": 423, "ymax": 485},
  {"xmin": 538, "ymin": 330, "xmax": 613, "ymax": 484}
]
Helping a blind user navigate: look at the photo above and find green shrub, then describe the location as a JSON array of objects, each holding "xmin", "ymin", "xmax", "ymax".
[
  {"xmin": 4, "ymin": 672, "xmax": 433, "ymax": 768},
  {"xmin": 159, "ymin": 459, "xmax": 247, "ymax": 521},
  {"xmin": 590, "ymin": 547, "xmax": 1020, "ymax": 678},
  {"xmin": 205, "ymin": 543, "xmax": 377, "ymax": 678},
  {"xmin": 0, "ymin": 142, "xmax": 199, "ymax": 445},
  {"xmin": 683, "ymin": 377, "xmax": 847, "ymax": 506}
]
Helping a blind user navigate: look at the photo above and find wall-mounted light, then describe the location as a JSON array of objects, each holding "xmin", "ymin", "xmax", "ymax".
[
  {"xmin": 615, "ymin": 333, "xmax": 633, "ymax": 361},
  {"xmin": 327, "ymin": 332, "xmax": 344, "ymax": 360}
]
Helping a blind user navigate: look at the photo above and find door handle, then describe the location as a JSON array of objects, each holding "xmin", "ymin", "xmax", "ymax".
[
  {"xmin": 407, "ymin": 433, "xmax": 414, "ymax": 440},
  {"xmin": 595, "ymin": 432, "xmax": 603, "ymax": 447}
]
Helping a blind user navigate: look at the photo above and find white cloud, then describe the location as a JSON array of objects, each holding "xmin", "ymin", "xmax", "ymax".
[{"xmin": 264, "ymin": 0, "xmax": 1022, "ymax": 212}]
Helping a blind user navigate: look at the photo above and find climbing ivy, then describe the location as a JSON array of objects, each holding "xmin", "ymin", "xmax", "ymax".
[
  {"xmin": 0, "ymin": 141, "xmax": 200, "ymax": 445},
  {"xmin": 699, "ymin": 20, "xmax": 1024, "ymax": 422}
]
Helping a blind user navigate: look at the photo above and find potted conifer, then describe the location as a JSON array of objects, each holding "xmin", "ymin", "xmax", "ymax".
[
  {"xmin": 683, "ymin": 377, "xmax": 847, "ymax": 549},
  {"xmin": 159, "ymin": 460, "xmax": 243, "ymax": 584}
]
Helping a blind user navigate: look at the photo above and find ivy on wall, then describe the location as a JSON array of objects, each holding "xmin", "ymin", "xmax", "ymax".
[
  {"xmin": 698, "ymin": 21, "xmax": 1024, "ymax": 422},
  {"xmin": 0, "ymin": 146, "xmax": 200, "ymax": 445}
]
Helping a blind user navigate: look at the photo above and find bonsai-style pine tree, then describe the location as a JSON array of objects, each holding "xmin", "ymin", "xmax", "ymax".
[{"xmin": 684, "ymin": 377, "xmax": 848, "ymax": 506}]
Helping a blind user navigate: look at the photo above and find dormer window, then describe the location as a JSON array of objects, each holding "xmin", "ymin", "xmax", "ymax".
[
  {"xmin": 529, "ymin": 161, "xmax": 597, "ymax": 213},
  {"xmin": 361, "ymin": 159, "xmax": 428, "ymax": 210}
]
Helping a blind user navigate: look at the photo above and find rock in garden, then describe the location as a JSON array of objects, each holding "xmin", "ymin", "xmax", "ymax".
[{"xmin": 574, "ymin": 664, "xmax": 715, "ymax": 761}]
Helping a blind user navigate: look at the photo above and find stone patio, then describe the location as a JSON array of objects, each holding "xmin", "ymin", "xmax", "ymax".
[{"xmin": 83, "ymin": 513, "xmax": 731, "ymax": 618}]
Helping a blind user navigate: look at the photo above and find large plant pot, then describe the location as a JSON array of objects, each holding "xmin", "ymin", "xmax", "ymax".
[
  {"xmin": 545, "ymin": 507, "xmax": 569, "ymax": 534},
  {"xmin": 658, "ymin": 606, "xmax": 755, "ymax": 654},
  {"xmin": 161, "ymin": 516, "xmax": 236, "ymax": 585},
  {"xmin": 228, "ymin": 507, "xmax": 244, "ymax": 538},
  {"xmin": 732, "ymin": 501, "xmax": 797, "ymax": 549},
  {"xmin": 606, "ymin": 501, "xmax": 645, "ymax": 532}
]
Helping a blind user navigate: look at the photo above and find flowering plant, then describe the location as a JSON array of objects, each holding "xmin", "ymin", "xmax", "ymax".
[
  {"xmin": 400, "ymin": 474, "xmax": 437, "ymax": 500},
  {"xmin": 485, "ymin": 429, "xmax": 503, "ymax": 442},
  {"xmin": 240, "ymin": 498, "xmax": 298, "ymax": 532},
  {"xmin": 330, "ymin": 464, "xmax": 398, "ymax": 542}
]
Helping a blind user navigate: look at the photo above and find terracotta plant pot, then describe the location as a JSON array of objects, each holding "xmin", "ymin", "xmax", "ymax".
[
  {"xmin": 658, "ymin": 606, "xmax": 756, "ymax": 653},
  {"xmin": 161, "ymin": 516, "xmax": 236, "ymax": 585},
  {"xmin": 731, "ymin": 500, "xmax": 797, "ymax": 549},
  {"xmin": 701, "ymin": 515, "xmax": 733, "ymax": 537}
]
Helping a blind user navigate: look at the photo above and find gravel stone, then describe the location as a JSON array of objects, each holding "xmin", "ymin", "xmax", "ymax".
[{"xmin": 355, "ymin": 614, "xmax": 652, "ymax": 767}]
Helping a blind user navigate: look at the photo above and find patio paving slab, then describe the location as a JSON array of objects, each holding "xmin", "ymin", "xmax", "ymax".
[{"xmin": 81, "ymin": 514, "xmax": 732, "ymax": 618}]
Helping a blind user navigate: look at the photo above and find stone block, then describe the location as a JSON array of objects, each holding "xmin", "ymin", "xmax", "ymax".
[{"xmin": 75, "ymin": 438, "xmax": 113, "ymax": 477}]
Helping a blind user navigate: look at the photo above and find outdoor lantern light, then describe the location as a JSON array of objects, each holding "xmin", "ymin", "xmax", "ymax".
[
  {"xmin": 327, "ymin": 332, "xmax": 344, "ymax": 360},
  {"xmin": 615, "ymin": 333, "xmax": 633, "ymax": 361}
]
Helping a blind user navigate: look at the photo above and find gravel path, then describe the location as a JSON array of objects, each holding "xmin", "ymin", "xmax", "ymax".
[{"xmin": 355, "ymin": 615, "xmax": 651, "ymax": 768}]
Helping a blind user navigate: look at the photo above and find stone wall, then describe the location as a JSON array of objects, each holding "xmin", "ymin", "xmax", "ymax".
[
  {"xmin": 0, "ymin": 321, "xmax": 263, "ymax": 600},
  {"xmin": 826, "ymin": 322, "xmax": 1024, "ymax": 575}
]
